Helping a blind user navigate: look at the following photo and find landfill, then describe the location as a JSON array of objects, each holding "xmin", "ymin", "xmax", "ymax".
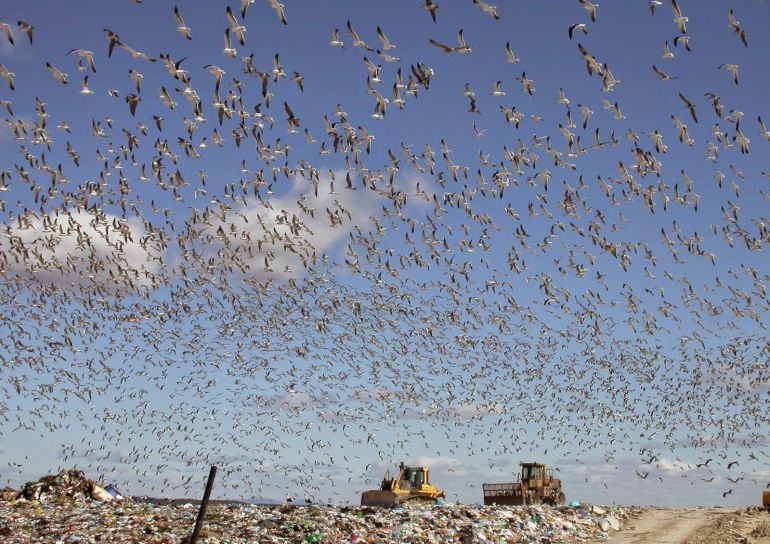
[{"xmin": 0, "ymin": 469, "xmax": 633, "ymax": 543}]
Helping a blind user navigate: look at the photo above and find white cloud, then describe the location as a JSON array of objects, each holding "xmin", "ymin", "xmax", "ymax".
[
  {"xmin": 196, "ymin": 170, "xmax": 382, "ymax": 278},
  {"xmin": 0, "ymin": 209, "xmax": 163, "ymax": 291}
]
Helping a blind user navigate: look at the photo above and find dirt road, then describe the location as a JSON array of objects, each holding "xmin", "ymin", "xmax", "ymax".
[{"xmin": 594, "ymin": 506, "xmax": 770, "ymax": 544}]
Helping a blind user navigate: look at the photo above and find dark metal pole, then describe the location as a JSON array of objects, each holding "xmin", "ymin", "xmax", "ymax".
[{"xmin": 189, "ymin": 465, "xmax": 217, "ymax": 544}]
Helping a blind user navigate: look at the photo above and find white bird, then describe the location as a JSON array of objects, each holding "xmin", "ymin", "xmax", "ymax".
[
  {"xmin": 376, "ymin": 26, "xmax": 395, "ymax": 50},
  {"xmin": 504, "ymin": 42, "xmax": 519, "ymax": 63},
  {"xmin": 79, "ymin": 75, "xmax": 94, "ymax": 95},
  {"xmin": 579, "ymin": 0, "xmax": 598, "ymax": 22},
  {"xmin": 515, "ymin": 71, "xmax": 535, "ymax": 96},
  {"xmin": 240, "ymin": 0, "xmax": 254, "ymax": 18},
  {"xmin": 329, "ymin": 28, "xmax": 344, "ymax": 48},
  {"xmin": 173, "ymin": 6, "xmax": 192, "ymax": 40},
  {"xmin": 473, "ymin": 0, "xmax": 500, "ymax": 20},
  {"xmin": 652, "ymin": 65, "xmax": 677, "ymax": 81},
  {"xmin": 267, "ymin": 0, "xmax": 288, "ymax": 25},
  {"xmin": 67, "ymin": 49, "xmax": 97, "ymax": 73},
  {"xmin": 671, "ymin": 0, "xmax": 688, "ymax": 34},
  {"xmin": 0, "ymin": 64, "xmax": 16, "ymax": 90},
  {"xmin": 728, "ymin": 9, "xmax": 747, "ymax": 47},
  {"xmin": 0, "ymin": 22, "xmax": 14, "ymax": 46},
  {"xmin": 662, "ymin": 41, "xmax": 674, "ymax": 59},
  {"xmin": 429, "ymin": 29, "xmax": 471, "ymax": 53},
  {"xmin": 759, "ymin": 116, "xmax": 770, "ymax": 142},
  {"xmin": 719, "ymin": 63, "xmax": 739, "ymax": 85},
  {"xmin": 569, "ymin": 23, "xmax": 588, "ymax": 40},
  {"xmin": 491, "ymin": 81, "xmax": 505, "ymax": 97},
  {"xmin": 423, "ymin": 0, "xmax": 439, "ymax": 23},
  {"xmin": 346, "ymin": 20, "xmax": 373, "ymax": 51},
  {"xmin": 46, "ymin": 62, "xmax": 68, "ymax": 84},
  {"xmin": 226, "ymin": 5, "xmax": 246, "ymax": 45},
  {"xmin": 223, "ymin": 28, "xmax": 237, "ymax": 58},
  {"xmin": 128, "ymin": 69, "xmax": 143, "ymax": 92}
]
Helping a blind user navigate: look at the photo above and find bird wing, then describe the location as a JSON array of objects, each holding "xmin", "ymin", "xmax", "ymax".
[{"xmin": 429, "ymin": 39, "xmax": 453, "ymax": 52}]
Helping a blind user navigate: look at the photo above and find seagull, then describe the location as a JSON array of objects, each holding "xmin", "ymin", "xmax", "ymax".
[
  {"xmin": 46, "ymin": 62, "xmax": 68, "ymax": 84},
  {"xmin": 376, "ymin": 27, "xmax": 395, "ymax": 50},
  {"xmin": 226, "ymin": 6, "xmax": 246, "ymax": 45},
  {"xmin": 673, "ymin": 34, "xmax": 690, "ymax": 52},
  {"xmin": 649, "ymin": 0, "xmax": 662, "ymax": 16},
  {"xmin": 377, "ymin": 50, "xmax": 399, "ymax": 63},
  {"xmin": 515, "ymin": 72, "xmax": 535, "ymax": 96},
  {"xmin": 173, "ymin": 6, "xmax": 192, "ymax": 40},
  {"xmin": 363, "ymin": 58, "xmax": 382, "ymax": 84},
  {"xmin": 222, "ymin": 28, "xmax": 237, "ymax": 58},
  {"xmin": 504, "ymin": 42, "xmax": 519, "ymax": 63},
  {"xmin": 240, "ymin": 0, "xmax": 254, "ymax": 18},
  {"xmin": 125, "ymin": 93, "xmax": 140, "ymax": 116},
  {"xmin": 454, "ymin": 29, "xmax": 472, "ymax": 53},
  {"xmin": 329, "ymin": 28, "xmax": 344, "ymax": 48},
  {"xmin": 568, "ymin": 23, "xmax": 588, "ymax": 39},
  {"xmin": 67, "ymin": 49, "xmax": 97, "ymax": 73},
  {"xmin": 347, "ymin": 20, "xmax": 373, "ymax": 51},
  {"xmin": 473, "ymin": 0, "xmax": 500, "ymax": 20},
  {"xmin": 291, "ymin": 71, "xmax": 304, "ymax": 92},
  {"xmin": 0, "ymin": 64, "xmax": 16, "ymax": 90},
  {"xmin": 79, "ymin": 75, "xmax": 94, "ymax": 95},
  {"xmin": 578, "ymin": 43, "xmax": 602, "ymax": 75},
  {"xmin": 103, "ymin": 29, "xmax": 122, "ymax": 57},
  {"xmin": 679, "ymin": 92, "xmax": 698, "ymax": 123},
  {"xmin": 579, "ymin": 0, "xmax": 598, "ymax": 22},
  {"xmin": 671, "ymin": 0, "xmax": 688, "ymax": 34},
  {"xmin": 578, "ymin": 104, "xmax": 593, "ymax": 129},
  {"xmin": 652, "ymin": 65, "xmax": 677, "ymax": 81},
  {"xmin": 490, "ymin": 81, "xmax": 505, "ymax": 97},
  {"xmin": 423, "ymin": 0, "xmax": 439, "ymax": 23},
  {"xmin": 272, "ymin": 53, "xmax": 285, "ymax": 81},
  {"xmin": 718, "ymin": 63, "xmax": 739, "ymax": 85},
  {"xmin": 267, "ymin": 0, "xmax": 288, "ymax": 25},
  {"xmin": 727, "ymin": 10, "xmax": 747, "ymax": 47},
  {"xmin": 119, "ymin": 41, "xmax": 157, "ymax": 62},
  {"xmin": 0, "ymin": 22, "xmax": 14, "ymax": 46},
  {"xmin": 662, "ymin": 41, "xmax": 674, "ymax": 59},
  {"xmin": 203, "ymin": 64, "xmax": 225, "ymax": 92},
  {"xmin": 429, "ymin": 29, "xmax": 471, "ymax": 54},
  {"xmin": 17, "ymin": 20, "xmax": 33, "ymax": 44},
  {"xmin": 284, "ymin": 101, "xmax": 300, "ymax": 133},
  {"xmin": 758, "ymin": 116, "xmax": 770, "ymax": 142}
]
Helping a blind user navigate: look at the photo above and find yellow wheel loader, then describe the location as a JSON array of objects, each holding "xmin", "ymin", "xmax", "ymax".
[{"xmin": 360, "ymin": 462, "xmax": 446, "ymax": 506}]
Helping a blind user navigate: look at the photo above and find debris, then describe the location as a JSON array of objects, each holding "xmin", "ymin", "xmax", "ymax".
[
  {"xmin": 0, "ymin": 491, "xmax": 631, "ymax": 543},
  {"xmin": 16, "ymin": 469, "xmax": 124, "ymax": 504}
]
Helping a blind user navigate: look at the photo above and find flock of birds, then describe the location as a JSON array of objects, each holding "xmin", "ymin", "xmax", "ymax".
[{"xmin": 0, "ymin": 0, "xmax": 769, "ymax": 503}]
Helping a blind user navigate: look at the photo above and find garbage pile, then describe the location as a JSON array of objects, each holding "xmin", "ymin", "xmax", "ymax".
[
  {"xmin": 14, "ymin": 468, "xmax": 120, "ymax": 504},
  {"xmin": 0, "ymin": 483, "xmax": 632, "ymax": 544}
]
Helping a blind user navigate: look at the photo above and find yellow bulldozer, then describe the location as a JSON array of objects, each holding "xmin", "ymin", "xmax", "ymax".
[
  {"xmin": 482, "ymin": 462, "xmax": 566, "ymax": 506},
  {"xmin": 360, "ymin": 462, "xmax": 446, "ymax": 506}
]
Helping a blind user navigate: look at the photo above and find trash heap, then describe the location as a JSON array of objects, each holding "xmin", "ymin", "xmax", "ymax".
[
  {"xmin": 14, "ymin": 469, "xmax": 120, "ymax": 504},
  {"xmin": 0, "ymin": 480, "xmax": 632, "ymax": 544}
]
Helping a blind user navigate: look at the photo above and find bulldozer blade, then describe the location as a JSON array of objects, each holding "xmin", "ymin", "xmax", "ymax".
[{"xmin": 360, "ymin": 490, "xmax": 400, "ymax": 506}]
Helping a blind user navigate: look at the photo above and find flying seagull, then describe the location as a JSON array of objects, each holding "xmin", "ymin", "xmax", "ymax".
[{"xmin": 267, "ymin": 0, "xmax": 288, "ymax": 25}]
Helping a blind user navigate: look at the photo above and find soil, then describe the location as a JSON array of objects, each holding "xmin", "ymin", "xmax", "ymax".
[{"xmin": 595, "ymin": 506, "xmax": 770, "ymax": 544}]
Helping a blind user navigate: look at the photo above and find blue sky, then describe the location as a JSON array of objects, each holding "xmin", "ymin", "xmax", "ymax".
[{"xmin": 1, "ymin": 1, "xmax": 769, "ymax": 506}]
